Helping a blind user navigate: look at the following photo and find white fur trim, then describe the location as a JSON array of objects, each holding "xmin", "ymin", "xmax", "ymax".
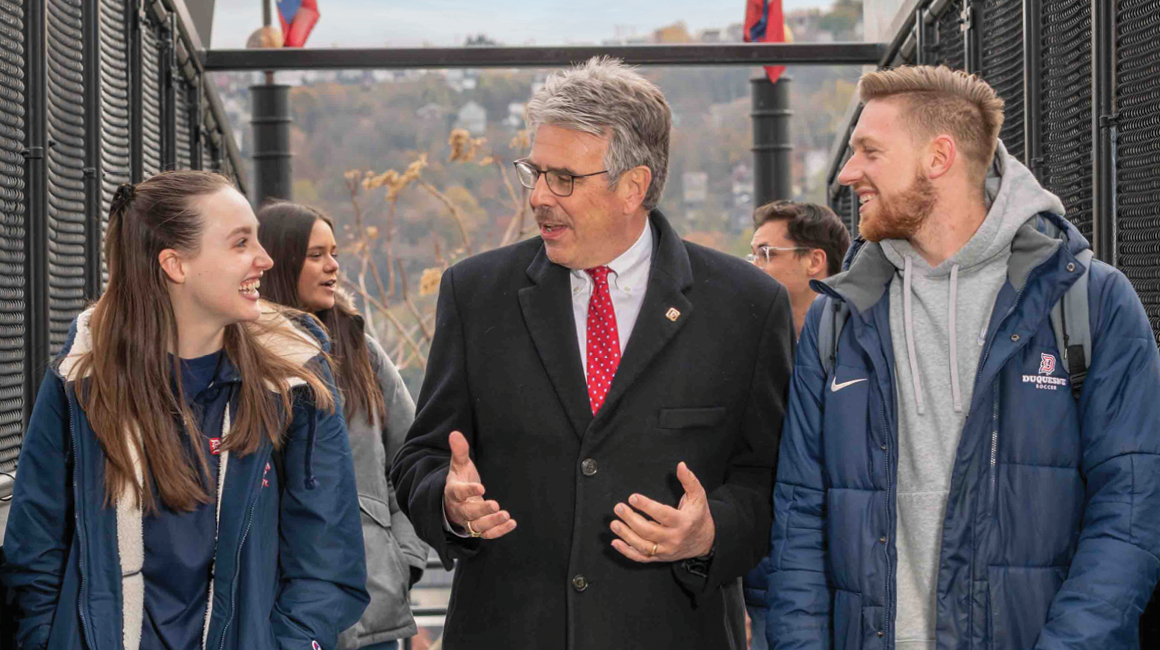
[
  {"xmin": 57, "ymin": 307, "xmax": 94, "ymax": 382},
  {"xmin": 116, "ymin": 427, "xmax": 145, "ymax": 650},
  {"xmin": 248, "ymin": 304, "xmax": 323, "ymax": 389},
  {"xmin": 202, "ymin": 407, "xmax": 232, "ymax": 649}
]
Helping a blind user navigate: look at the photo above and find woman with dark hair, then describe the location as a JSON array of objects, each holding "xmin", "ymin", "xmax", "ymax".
[
  {"xmin": 1, "ymin": 171, "xmax": 369, "ymax": 650},
  {"xmin": 257, "ymin": 202, "xmax": 426, "ymax": 650}
]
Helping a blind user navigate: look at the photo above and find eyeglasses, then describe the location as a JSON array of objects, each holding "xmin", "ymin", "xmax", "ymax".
[
  {"xmin": 513, "ymin": 159, "xmax": 609, "ymax": 198},
  {"xmin": 745, "ymin": 245, "xmax": 810, "ymax": 266}
]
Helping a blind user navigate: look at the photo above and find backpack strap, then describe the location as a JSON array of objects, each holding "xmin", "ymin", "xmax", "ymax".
[
  {"xmin": 816, "ymin": 296, "xmax": 849, "ymax": 377},
  {"xmin": 1048, "ymin": 249, "xmax": 1094, "ymax": 401}
]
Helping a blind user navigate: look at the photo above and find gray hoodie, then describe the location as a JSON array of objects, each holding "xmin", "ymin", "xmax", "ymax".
[{"xmin": 880, "ymin": 142, "xmax": 1065, "ymax": 649}]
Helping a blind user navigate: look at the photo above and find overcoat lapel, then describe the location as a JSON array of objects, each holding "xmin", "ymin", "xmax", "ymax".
[
  {"xmin": 518, "ymin": 247, "xmax": 594, "ymax": 439},
  {"xmin": 591, "ymin": 213, "xmax": 694, "ymax": 431}
]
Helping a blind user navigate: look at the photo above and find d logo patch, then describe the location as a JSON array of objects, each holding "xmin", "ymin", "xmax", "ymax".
[{"xmin": 1039, "ymin": 353, "xmax": 1056, "ymax": 375}]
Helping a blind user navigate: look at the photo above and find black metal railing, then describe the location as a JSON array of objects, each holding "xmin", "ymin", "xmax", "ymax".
[{"xmin": 0, "ymin": 0, "xmax": 244, "ymax": 498}]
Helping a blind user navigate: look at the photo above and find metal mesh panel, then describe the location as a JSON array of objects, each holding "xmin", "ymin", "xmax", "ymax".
[
  {"xmin": 141, "ymin": 19, "xmax": 161, "ymax": 175},
  {"xmin": 1115, "ymin": 0, "xmax": 1160, "ymax": 345},
  {"xmin": 175, "ymin": 81, "xmax": 192, "ymax": 169},
  {"xmin": 98, "ymin": 0, "xmax": 130, "ymax": 287},
  {"xmin": 0, "ymin": 0, "xmax": 24, "ymax": 473},
  {"xmin": 923, "ymin": 1, "xmax": 966, "ymax": 70},
  {"xmin": 980, "ymin": 0, "xmax": 1025, "ymax": 161},
  {"xmin": 1039, "ymin": 0, "xmax": 1092, "ymax": 239},
  {"xmin": 833, "ymin": 183, "xmax": 857, "ymax": 238},
  {"xmin": 45, "ymin": 0, "xmax": 87, "ymax": 354}
]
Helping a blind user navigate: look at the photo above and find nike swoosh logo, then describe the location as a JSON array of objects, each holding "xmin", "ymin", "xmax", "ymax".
[{"xmin": 831, "ymin": 376, "xmax": 868, "ymax": 392}]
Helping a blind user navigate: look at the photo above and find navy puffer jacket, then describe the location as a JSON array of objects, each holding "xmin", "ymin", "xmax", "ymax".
[{"xmin": 764, "ymin": 213, "xmax": 1160, "ymax": 649}]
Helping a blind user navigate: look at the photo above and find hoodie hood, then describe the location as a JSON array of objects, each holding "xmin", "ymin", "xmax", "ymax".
[
  {"xmin": 879, "ymin": 140, "xmax": 1066, "ymax": 276},
  {"xmin": 877, "ymin": 141, "xmax": 1066, "ymax": 415}
]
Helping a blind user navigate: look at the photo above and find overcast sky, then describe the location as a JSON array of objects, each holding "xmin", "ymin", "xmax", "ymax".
[{"xmin": 212, "ymin": 0, "xmax": 839, "ymax": 49}]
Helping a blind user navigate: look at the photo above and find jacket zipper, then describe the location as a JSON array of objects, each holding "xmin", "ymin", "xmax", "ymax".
[
  {"xmin": 989, "ymin": 383, "xmax": 1000, "ymax": 512},
  {"xmin": 215, "ymin": 452, "xmax": 267, "ymax": 650},
  {"xmin": 66, "ymin": 392, "xmax": 97, "ymax": 650},
  {"xmin": 877, "ymin": 388, "xmax": 897, "ymax": 649}
]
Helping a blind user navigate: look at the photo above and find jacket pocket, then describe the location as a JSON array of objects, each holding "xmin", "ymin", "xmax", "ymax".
[
  {"xmin": 658, "ymin": 406, "xmax": 727, "ymax": 429},
  {"xmin": 987, "ymin": 565, "xmax": 1066, "ymax": 650},
  {"xmin": 833, "ymin": 590, "xmax": 863, "ymax": 650},
  {"xmin": 338, "ymin": 495, "xmax": 417, "ymax": 648}
]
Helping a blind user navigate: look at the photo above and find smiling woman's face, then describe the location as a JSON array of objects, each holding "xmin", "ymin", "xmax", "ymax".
[{"xmin": 296, "ymin": 218, "xmax": 339, "ymax": 312}]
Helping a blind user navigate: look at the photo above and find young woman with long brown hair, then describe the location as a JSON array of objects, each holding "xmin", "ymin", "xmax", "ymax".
[
  {"xmin": 1, "ymin": 171, "xmax": 369, "ymax": 650},
  {"xmin": 256, "ymin": 202, "xmax": 427, "ymax": 650}
]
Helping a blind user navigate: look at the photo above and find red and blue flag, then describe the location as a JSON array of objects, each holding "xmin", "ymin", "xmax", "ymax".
[
  {"xmin": 744, "ymin": 0, "xmax": 786, "ymax": 83},
  {"xmin": 277, "ymin": 0, "xmax": 320, "ymax": 48}
]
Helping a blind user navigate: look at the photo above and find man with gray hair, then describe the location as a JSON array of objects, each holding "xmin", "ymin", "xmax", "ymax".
[{"xmin": 392, "ymin": 57, "xmax": 794, "ymax": 649}]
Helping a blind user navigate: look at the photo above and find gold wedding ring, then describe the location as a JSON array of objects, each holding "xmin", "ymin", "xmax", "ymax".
[
  {"xmin": 650, "ymin": 542, "xmax": 658, "ymax": 557},
  {"xmin": 466, "ymin": 519, "xmax": 483, "ymax": 538}
]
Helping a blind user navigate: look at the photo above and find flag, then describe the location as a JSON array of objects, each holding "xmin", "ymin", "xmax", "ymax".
[
  {"xmin": 744, "ymin": 0, "xmax": 786, "ymax": 83},
  {"xmin": 277, "ymin": 0, "xmax": 320, "ymax": 48}
]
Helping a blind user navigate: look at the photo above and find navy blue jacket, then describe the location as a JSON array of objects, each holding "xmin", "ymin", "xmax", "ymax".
[
  {"xmin": 1, "ymin": 308, "xmax": 370, "ymax": 650},
  {"xmin": 763, "ymin": 214, "xmax": 1160, "ymax": 649}
]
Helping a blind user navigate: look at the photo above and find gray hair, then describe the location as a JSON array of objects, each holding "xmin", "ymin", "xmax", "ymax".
[{"xmin": 525, "ymin": 56, "xmax": 671, "ymax": 211}]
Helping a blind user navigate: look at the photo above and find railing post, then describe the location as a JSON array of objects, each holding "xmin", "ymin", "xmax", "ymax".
[
  {"xmin": 1091, "ymin": 0, "xmax": 1116, "ymax": 265},
  {"xmin": 83, "ymin": 0, "xmax": 103, "ymax": 300},
  {"xmin": 250, "ymin": 83, "xmax": 293, "ymax": 205},
  {"xmin": 1023, "ymin": 0, "xmax": 1042, "ymax": 176},
  {"xmin": 129, "ymin": 0, "xmax": 143, "ymax": 183},
  {"xmin": 24, "ymin": 0, "xmax": 49, "ymax": 411},
  {"xmin": 750, "ymin": 74, "xmax": 793, "ymax": 208},
  {"xmin": 162, "ymin": 13, "xmax": 177, "ymax": 171}
]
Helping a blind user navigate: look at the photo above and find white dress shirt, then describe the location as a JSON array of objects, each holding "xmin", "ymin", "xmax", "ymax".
[{"xmin": 570, "ymin": 222, "xmax": 653, "ymax": 374}]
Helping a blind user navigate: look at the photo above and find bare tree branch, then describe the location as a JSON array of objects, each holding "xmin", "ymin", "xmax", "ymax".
[
  {"xmin": 419, "ymin": 180, "xmax": 473, "ymax": 255},
  {"xmin": 397, "ymin": 260, "xmax": 433, "ymax": 343}
]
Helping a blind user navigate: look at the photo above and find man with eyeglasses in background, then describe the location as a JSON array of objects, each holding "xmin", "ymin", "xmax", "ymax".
[
  {"xmin": 391, "ymin": 56, "xmax": 794, "ymax": 650},
  {"xmin": 745, "ymin": 200, "xmax": 852, "ymax": 339},
  {"xmin": 740, "ymin": 200, "xmax": 850, "ymax": 649}
]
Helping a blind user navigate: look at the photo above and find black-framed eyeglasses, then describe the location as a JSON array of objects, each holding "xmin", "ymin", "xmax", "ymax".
[
  {"xmin": 513, "ymin": 159, "xmax": 609, "ymax": 198},
  {"xmin": 745, "ymin": 245, "xmax": 810, "ymax": 266}
]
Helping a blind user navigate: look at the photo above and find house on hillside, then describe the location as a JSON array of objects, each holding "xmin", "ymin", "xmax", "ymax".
[{"xmin": 455, "ymin": 101, "xmax": 487, "ymax": 135}]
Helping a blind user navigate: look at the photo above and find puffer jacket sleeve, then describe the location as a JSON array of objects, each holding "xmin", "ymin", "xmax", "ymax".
[
  {"xmin": 0, "ymin": 373, "xmax": 72, "ymax": 650},
  {"xmin": 766, "ymin": 297, "xmax": 832, "ymax": 650},
  {"xmin": 271, "ymin": 358, "xmax": 371, "ymax": 650},
  {"xmin": 1035, "ymin": 264, "xmax": 1160, "ymax": 648}
]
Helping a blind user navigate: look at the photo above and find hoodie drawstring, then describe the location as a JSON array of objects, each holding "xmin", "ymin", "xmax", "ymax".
[
  {"xmin": 948, "ymin": 264, "xmax": 963, "ymax": 413},
  {"xmin": 903, "ymin": 256, "xmax": 926, "ymax": 415},
  {"xmin": 904, "ymin": 257, "xmax": 965, "ymax": 416}
]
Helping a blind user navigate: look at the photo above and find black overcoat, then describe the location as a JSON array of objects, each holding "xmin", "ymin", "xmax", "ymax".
[{"xmin": 391, "ymin": 210, "xmax": 794, "ymax": 650}]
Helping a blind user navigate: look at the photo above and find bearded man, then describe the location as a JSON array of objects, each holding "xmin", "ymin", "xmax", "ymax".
[{"xmin": 763, "ymin": 65, "xmax": 1160, "ymax": 650}]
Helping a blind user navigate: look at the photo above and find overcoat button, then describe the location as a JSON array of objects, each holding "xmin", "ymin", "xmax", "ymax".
[
  {"xmin": 572, "ymin": 575, "xmax": 588, "ymax": 592},
  {"xmin": 581, "ymin": 458, "xmax": 598, "ymax": 476}
]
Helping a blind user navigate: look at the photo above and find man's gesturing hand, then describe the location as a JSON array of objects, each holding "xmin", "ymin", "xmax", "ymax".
[
  {"xmin": 443, "ymin": 431, "xmax": 517, "ymax": 540},
  {"xmin": 609, "ymin": 462, "xmax": 716, "ymax": 562}
]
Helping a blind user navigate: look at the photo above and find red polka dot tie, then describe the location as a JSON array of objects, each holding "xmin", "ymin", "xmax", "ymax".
[{"xmin": 585, "ymin": 266, "xmax": 621, "ymax": 414}]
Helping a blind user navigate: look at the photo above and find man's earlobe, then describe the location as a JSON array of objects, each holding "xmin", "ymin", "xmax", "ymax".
[
  {"xmin": 159, "ymin": 249, "xmax": 185, "ymax": 284},
  {"xmin": 622, "ymin": 166, "xmax": 652, "ymax": 212},
  {"xmin": 929, "ymin": 135, "xmax": 957, "ymax": 179}
]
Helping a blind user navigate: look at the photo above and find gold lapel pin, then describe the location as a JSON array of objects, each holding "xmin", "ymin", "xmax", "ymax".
[{"xmin": 665, "ymin": 307, "xmax": 681, "ymax": 322}]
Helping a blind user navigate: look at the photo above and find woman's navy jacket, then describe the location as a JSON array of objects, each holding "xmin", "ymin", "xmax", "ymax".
[{"xmin": 1, "ymin": 308, "xmax": 369, "ymax": 650}]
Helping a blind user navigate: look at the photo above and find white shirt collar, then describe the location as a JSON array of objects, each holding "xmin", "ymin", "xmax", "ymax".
[{"xmin": 570, "ymin": 220, "xmax": 653, "ymax": 291}]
